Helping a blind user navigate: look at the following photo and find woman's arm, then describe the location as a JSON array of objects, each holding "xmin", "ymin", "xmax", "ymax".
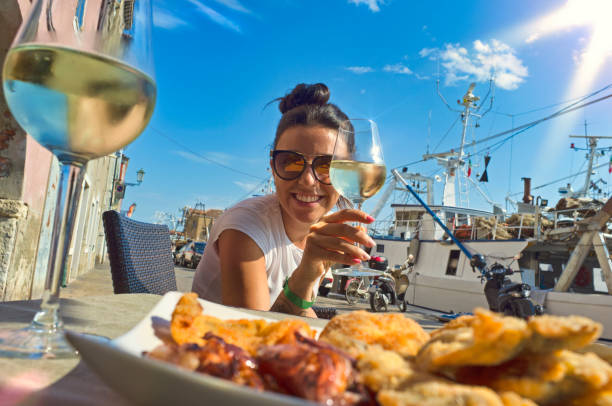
[
  {"xmin": 218, "ymin": 229, "xmax": 271, "ymax": 310},
  {"xmin": 219, "ymin": 228, "xmax": 317, "ymax": 316},
  {"xmin": 271, "ymin": 209, "xmax": 375, "ymax": 317},
  {"xmin": 219, "ymin": 210, "xmax": 375, "ymax": 317}
]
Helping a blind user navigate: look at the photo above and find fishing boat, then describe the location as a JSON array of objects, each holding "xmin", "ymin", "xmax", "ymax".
[{"xmin": 363, "ymin": 82, "xmax": 612, "ymax": 339}]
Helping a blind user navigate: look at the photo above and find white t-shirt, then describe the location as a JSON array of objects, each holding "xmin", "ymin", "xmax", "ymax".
[{"xmin": 192, "ymin": 194, "xmax": 318, "ymax": 308}]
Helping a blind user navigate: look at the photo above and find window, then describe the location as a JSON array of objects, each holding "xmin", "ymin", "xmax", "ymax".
[
  {"xmin": 445, "ymin": 250, "xmax": 460, "ymax": 276},
  {"xmin": 376, "ymin": 244, "xmax": 385, "ymax": 253}
]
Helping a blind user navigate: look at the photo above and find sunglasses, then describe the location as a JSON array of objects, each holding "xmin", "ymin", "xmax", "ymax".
[{"xmin": 270, "ymin": 150, "xmax": 332, "ymax": 185}]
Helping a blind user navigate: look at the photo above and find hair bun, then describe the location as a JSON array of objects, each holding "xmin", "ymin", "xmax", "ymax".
[{"xmin": 278, "ymin": 83, "xmax": 330, "ymax": 114}]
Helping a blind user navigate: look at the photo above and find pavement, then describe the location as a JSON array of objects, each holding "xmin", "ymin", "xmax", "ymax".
[{"xmin": 61, "ymin": 262, "xmax": 444, "ymax": 332}]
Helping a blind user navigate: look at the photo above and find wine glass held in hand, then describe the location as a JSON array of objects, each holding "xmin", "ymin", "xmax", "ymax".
[
  {"xmin": 330, "ymin": 119, "xmax": 386, "ymax": 272},
  {"xmin": 0, "ymin": 0, "xmax": 156, "ymax": 358}
]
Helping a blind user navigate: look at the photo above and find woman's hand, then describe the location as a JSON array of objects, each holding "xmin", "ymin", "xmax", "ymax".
[
  {"xmin": 271, "ymin": 209, "xmax": 375, "ymax": 317},
  {"xmin": 293, "ymin": 209, "xmax": 376, "ymax": 284}
]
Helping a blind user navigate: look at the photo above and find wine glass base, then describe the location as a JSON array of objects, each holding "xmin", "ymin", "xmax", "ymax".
[
  {"xmin": 334, "ymin": 266, "xmax": 385, "ymax": 277},
  {"xmin": 0, "ymin": 324, "xmax": 78, "ymax": 359}
]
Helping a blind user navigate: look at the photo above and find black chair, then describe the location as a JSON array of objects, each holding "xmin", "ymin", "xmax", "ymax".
[{"xmin": 102, "ymin": 210, "xmax": 177, "ymax": 295}]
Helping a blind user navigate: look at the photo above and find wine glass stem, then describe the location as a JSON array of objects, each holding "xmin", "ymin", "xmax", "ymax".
[
  {"xmin": 31, "ymin": 162, "xmax": 85, "ymax": 330},
  {"xmin": 354, "ymin": 201, "xmax": 363, "ymax": 269}
]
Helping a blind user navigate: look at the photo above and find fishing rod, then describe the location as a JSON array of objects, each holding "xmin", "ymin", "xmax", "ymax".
[{"xmin": 391, "ymin": 169, "xmax": 484, "ymax": 268}]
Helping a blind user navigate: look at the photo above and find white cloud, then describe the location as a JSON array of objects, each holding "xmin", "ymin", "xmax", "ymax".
[
  {"xmin": 173, "ymin": 150, "xmax": 208, "ymax": 164},
  {"xmin": 346, "ymin": 66, "xmax": 374, "ymax": 74},
  {"xmin": 153, "ymin": 9, "xmax": 188, "ymax": 29},
  {"xmin": 383, "ymin": 63, "xmax": 413, "ymax": 75},
  {"xmin": 348, "ymin": 0, "xmax": 385, "ymax": 12},
  {"xmin": 205, "ymin": 151, "xmax": 233, "ymax": 166},
  {"xmin": 211, "ymin": 0, "xmax": 251, "ymax": 13},
  {"xmin": 420, "ymin": 39, "xmax": 528, "ymax": 90},
  {"xmin": 415, "ymin": 73, "xmax": 430, "ymax": 80},
  {"xmin": 234, "ymin": 181, "xmax": 259, "ymax": 191},
  {"xmin": 360, "ymin": 89, "xmax": 366, "ymax": 94},
  {"xmin": 419, "ymin": 47, "xmax": 437, "ymax": 58},
  {"xmin": 186, "ymin": 0, "xmax": 241, "ymax": 33}
]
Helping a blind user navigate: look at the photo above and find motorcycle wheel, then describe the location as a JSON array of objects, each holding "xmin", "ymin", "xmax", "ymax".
[
  {"xmin": 345, "ymin": 280, "xmax": 360, "ymax": 305},
  {"xmin": 503, "ymin": 299, "xmax": 536, "ymax": 319},
  {"xmin": 398, "ymin": 292, "xmax": 407, "ymax": 312},
  {"xmin": 370, "ymin": 291, "xmax": 387, "ymax": 312}
]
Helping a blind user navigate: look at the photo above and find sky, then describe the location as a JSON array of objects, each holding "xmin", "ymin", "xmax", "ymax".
[{"xmin": 122, "ymin": 0, "xmax": 612, "ymax": 228}]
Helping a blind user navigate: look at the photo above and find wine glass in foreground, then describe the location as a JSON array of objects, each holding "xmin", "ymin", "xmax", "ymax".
[
  {"xmin": 0, "ymin": 0, "xmax": 156, "ymax": 358},
  {"xmin": 330, "ymin": 119, "xmax": 386, "ymax": 272}
]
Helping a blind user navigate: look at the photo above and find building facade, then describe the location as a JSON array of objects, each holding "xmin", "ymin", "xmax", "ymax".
[{"xmin": 183, "ymin": 209, "xmax": 222, "ymax": 242}]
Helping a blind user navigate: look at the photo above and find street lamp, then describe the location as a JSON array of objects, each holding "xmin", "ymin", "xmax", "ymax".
[
  {"xmin": 125, "ymin": 168, "xmax": 145, "ymax": 187},
  {"xmin": 112, "ymin": 168, "xmax": 145, "ymax": 206},
  {"xmin": 136, "ymin": 168, "xmax": 145, "ymax": 184}
]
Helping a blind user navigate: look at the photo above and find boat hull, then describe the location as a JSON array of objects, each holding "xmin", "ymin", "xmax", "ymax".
[{"xmin": 374, "ymin": 237, "xmax": 612, "ymax": 340}]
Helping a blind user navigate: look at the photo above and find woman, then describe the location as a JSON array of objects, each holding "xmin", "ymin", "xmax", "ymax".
[{"xmin": 192, "ymin": 83, "xmax": 375, "ymax": 317}]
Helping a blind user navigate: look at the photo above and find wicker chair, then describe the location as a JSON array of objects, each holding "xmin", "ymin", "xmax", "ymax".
[{"xmin": 102, "ymin": 210, "xmax": 177, "ymax": 295}]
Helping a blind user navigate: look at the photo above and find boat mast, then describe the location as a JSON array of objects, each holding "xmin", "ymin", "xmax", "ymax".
[
  {"xmin": 423, "ymin": 81, "xmax": 483, "ymax": 207},
  {"xmin": 566, "ymin": 130, "xmax": 612, "ymax": 198}
]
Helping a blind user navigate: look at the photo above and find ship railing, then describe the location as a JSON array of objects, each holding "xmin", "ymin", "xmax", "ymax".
[
  {"xmin": 453, "ymin": 214, "xmax": 540, "ymax": 241},
  {"xmin": 371, "ymin": 215, "xmax": 548, "ymax": 241},
  {"xmin": 368, "ymin": 219, "xmax": 423, "ymax": 239},
  {"xmin": 547, "ymin": 207, "xmax": 590, "ymax": 229}
]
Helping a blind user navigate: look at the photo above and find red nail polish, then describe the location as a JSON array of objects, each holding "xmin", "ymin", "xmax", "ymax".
[
  {"xmin": 352, "ymin": 258, "xmax": 361, "ymax": 264},
  {"xmin": 366, "ymin": 215, "xmax": 375, "ymax": 222}
]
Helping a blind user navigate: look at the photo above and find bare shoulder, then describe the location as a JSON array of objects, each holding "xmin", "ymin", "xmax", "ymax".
[{"xmin": 218, "ymin": 229, "xmax": 264, "ymax": 261}]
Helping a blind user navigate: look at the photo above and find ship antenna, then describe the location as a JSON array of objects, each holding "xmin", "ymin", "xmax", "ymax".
[{"xmin": 426, "ymin": 110, "xmax": 431, "ymax": 155}]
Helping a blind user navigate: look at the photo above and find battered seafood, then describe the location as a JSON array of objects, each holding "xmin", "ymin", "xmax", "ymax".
[
  {"xmin": 146, "ymin": 293, "xmax": 612, "ymax": 406},
  {"xmin": 527, "ymin": 314, "xmax": 602, "ymax": 353},
  {"xmin": 416, "ymin": 308, "xmax": 530, "ymax": 371},
  {"xmin": 170, "ymin": 293, "xmax": 315, "ymax": 355},
  {"xmin": 453, "ymin": 350, "xmax": 612, "ymax": 405},
  {"xmin": 416, "ymin": 308, "xmax": 603, "ymax": 373},
  {"xmin": 319, "ymin": 310, "xmax": 430, "ymax": 358},
  {"xmin": 377, "ymin": 381, "xmax": 534, "ymax": 406}
]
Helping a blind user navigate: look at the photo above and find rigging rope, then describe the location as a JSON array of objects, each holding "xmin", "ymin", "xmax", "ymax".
[{"xmin": 152, "ymin": 127, "xmax": 268, "ymax": 181}]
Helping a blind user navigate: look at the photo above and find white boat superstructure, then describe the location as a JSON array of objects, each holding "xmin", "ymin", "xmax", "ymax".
[{"xmin": 361, "ymin": 82, "xmax": 612, "ymax": 339}]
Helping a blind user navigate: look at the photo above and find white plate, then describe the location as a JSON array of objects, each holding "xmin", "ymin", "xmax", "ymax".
[{"xmin": 66, "ymin": 292, "xmax": 321, "ymax": 406}]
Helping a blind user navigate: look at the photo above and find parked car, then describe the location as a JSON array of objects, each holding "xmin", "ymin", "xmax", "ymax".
[
  {"xmin": 176, "ymin": 241, "xmax": 206, "ymax": 268},
  {"xmin": 173, "ymin": 241, "xmax": 188, "ymax": 265},
  {"xmin": 190, "ymin": 242, "xmax": 206, "ymax": 269}
]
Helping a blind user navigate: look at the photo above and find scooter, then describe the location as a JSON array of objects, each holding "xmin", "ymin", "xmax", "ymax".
[
  {"xmin": 368, "ymin": 269, "xmax": 399, "ymax": 312},
  {"xmin": 471, "ymin": 255, "xmax": 544, "ymax": 319},
  {"xmin": 393, "ymin": 169, "xmax": 544, "ymax": 320},
  {"xmin": 367, "ymin": 257, "xmax": 402, "ymax": 312}
]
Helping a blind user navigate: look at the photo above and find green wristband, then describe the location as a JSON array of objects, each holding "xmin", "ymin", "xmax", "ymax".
[{"xmin": 283, "ymin": 277, "xmax": 314, "ymax": 309}]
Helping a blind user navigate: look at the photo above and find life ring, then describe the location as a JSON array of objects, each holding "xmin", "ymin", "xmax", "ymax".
[
  {"xmin": 454, "ymin": 224, "xmax": 472, "ymax": 240},
  {"xmin": 574, "ymin": 266, "xmax": 592, "ymax": 287}
]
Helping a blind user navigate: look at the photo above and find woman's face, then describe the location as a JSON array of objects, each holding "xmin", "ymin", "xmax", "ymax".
[{"xmin": 272, "ymin": 125, "xmax": 340, "ymax": 227}]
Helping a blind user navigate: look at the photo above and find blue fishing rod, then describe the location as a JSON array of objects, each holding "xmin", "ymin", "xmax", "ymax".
[{"xmin": 390, "ymin": 169, "xmax": 486, "ymax": 271}]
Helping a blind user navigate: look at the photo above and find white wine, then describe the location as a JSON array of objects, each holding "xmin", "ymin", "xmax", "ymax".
[
  {"xmin": 330, "ymin": 160, "xmax": 386, "ymax": 204},
  {"xmin": 3, "ymin": 44, "xmax": 156, "ymax": 163}
]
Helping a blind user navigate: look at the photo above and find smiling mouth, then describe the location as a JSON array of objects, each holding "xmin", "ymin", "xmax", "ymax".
[{"xmin": 292, "ymin": 193, "xmax": 323, "ymax": 203}]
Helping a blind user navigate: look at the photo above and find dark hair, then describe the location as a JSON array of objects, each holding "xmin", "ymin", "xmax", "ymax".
[
  {"xmin": 271, "ymin": 83, "xmax": 353, "ymax": 209},
  {"xmin": 272, "ymin": 83, "xmax": 350, "ymax": 149}
]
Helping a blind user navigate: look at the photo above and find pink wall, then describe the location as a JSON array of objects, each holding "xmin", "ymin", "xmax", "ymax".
[{"xmin": 22, "ymin": 135, "xmax": 52, "ymax": 214}]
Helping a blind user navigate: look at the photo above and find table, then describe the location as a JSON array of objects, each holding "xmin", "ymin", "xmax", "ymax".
[{"xmin": 0, "ymin": 294, "xmax": 328, "ymax": 406}]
